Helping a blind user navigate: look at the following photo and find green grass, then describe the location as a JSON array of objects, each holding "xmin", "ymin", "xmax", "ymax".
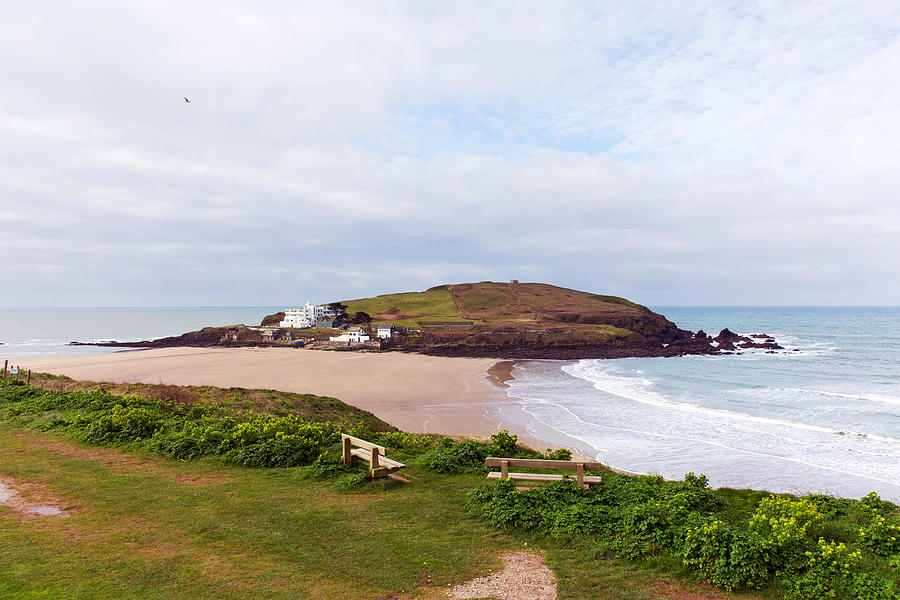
[
  {"xmin": 343, "ymin": 288, "xmax": 464, "ymax": 325},
  {"xmin": 0, "ymin": 379, "xmax": 766, "ymax": 600},
  {"xmin": 0, "ymin": 425, "xmax": 759, "ymax": 600},
  {"xmin": 24, "ymin": 372, "xmax": 394, "ymax": 431}
]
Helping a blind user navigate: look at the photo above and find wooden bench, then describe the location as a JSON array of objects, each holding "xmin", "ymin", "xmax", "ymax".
[
  {"xmin": 341, "ymin": 434, "xmax": 405, "ymax": 478},
  {"xmin": 485, "ymin": 457, "xmax": 604, "ymax": 489}
]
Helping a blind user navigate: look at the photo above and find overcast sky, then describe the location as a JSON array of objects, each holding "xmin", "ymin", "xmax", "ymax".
[{"xmin": 2, "ymin": 1, "xmax": 900, "ymax": 307}]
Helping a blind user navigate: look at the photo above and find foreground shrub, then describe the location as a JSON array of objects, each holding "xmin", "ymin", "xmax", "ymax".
[
  {"xmin": 84, "ymin": 405, "xmax": 163, "ymax": 444},
  {"xmin": 468, "ymin": 469, "xmax": 900, "ymax": 600},
  {"xmin": 418, "ymin": 430, "xmax": 554, "ymax": 474},
  {"xmin": 1, "ymin": 380, "xmax": 351, "ymax": 470}
]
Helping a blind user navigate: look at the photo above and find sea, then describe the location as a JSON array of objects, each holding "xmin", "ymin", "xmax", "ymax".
[
  {"xmin": 0, "ymin": 307, "xmax": 280, "ymax": 359},
  {"xmin": 1, "ymin": 305, "xmax": 898, "ymax": 501},
  {"xmin": 500, "ymin": 307, "xmax": 900, "ymax": 502}
]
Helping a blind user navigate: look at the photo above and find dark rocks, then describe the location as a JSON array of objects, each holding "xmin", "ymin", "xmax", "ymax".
[{"xmin": 715, "ymin": 328, "xmax": 743, "ymax": 343}]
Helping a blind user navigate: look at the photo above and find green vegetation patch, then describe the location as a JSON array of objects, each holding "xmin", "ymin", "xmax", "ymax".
[
  {"xmin": 341, "ymin": 288, "xmax": 463, "ymax": 323},
  {"xmin": 0, "ymin": 379, "xmax": 387, "ymax": 469},
  {"xmin": 468, "ymin": 472, "xmax": 900, "ymax": 599},
  {"xmin": 25, "ymin": 372, "xmax": 391, "ymax": 430},
  {"xmin": 2, "ymin": 379, "xmax": 769, "ymax": 599}
]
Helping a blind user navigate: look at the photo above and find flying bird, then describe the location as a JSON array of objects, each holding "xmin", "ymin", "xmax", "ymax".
[{"xmin": 184, "ymin": 97, "xmax": 192, "ymax": 103}]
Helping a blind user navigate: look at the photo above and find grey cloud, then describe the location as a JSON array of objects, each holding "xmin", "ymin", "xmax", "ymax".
[{"xmin": 2, "ymin": 2, "xmax": 900, "ymax": 307}]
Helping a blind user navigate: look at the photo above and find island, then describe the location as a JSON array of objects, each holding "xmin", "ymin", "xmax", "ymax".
[{"xmin": 70, "ymin": 281, "xmax": 783, "ymax": 358}]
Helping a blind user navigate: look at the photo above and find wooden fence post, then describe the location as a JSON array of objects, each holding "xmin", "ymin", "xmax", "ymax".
[
  {"xmin": 1, "ymin": 360, "xmax": 6, "ymax": 380},
  {"xmin": 27, "ymin": 370, "xmax": 31, "ymax": 385}
]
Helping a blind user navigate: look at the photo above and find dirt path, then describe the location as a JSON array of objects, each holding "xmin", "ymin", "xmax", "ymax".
[{"xmin": 446, "ymin": 552, "xmax": 556, "ymax": 600}]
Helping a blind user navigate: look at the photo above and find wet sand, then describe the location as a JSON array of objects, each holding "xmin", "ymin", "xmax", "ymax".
[{"xmin": 13, "ymin": 348, "xmax": 555, "ymax": 450}]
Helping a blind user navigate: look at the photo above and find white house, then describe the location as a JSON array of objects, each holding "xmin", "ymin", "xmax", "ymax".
[
  {"xmin": 281, "ymin": 302, "xmax": 343, "ymax": 329},
  {"xmin": 376, "ymin": 325, "xmax": 396, "ymax": 339},
  {"xmin": 329, "ymin": 327, "xmax": 370, "ymax": 343}
]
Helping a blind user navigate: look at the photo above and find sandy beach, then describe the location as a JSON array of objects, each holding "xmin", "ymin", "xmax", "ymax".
[{"xmin": 12, "ymin": 348, "xmax": 556, "ymax": 450}]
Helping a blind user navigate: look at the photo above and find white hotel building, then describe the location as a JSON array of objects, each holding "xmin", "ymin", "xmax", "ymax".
[{"xmin": 279, "ymin": 303, "xmax": 340, "ymax": 329}]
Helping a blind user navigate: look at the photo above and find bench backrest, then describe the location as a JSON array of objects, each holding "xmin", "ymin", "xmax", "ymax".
[
  {"xmin": 485, "ymin": 457, "xmax": 605, "ymax": 471},
  {"xmin": 341, "ymin": 434, "xmax": 386, "ymax": 454}
]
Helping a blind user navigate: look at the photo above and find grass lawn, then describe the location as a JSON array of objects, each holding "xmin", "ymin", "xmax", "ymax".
[
  {"xmin": 0, "ymin": 424, "xmax": 757, "ymax": 600},
  {"xmin": 343, "ymin": 288, "xmax": 463, "ymax": 322}
]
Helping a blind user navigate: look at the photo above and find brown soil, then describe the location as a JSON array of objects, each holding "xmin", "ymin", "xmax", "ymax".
[{"xmin": 446, "ymin": 552, "xmax": 556, "ymax": 600}]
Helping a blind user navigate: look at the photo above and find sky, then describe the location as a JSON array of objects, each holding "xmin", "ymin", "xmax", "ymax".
[{"xmin": 2, "ymin": 1, "xmax": 900, "ymax": 307}]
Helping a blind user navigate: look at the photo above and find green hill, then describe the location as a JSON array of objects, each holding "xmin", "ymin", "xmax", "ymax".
[{"xmin": 340, "ymin": 281, "xmax": 694, "ymax": 358}]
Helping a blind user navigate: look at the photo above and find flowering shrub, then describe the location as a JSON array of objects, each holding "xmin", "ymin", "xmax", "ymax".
[
  {"xmin": 782, "ymin": 539, "xmax": 896, "ymax": 600},
  {"xmin": 859, "ymin": 512, "xmax": 900, "ymax": 557}
]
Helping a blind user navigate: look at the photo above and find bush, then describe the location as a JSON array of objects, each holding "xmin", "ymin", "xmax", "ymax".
[
  {"xmin": 421, "ymin": 440, "xmax": 489, "ymax": 474},
  {"xmin": 781, "ymin": 539, "xmax": 896, "ymax": 600},
  {"xmin": 488, "ymin": 430, "xmax": 518, "ymax": 456},
  {"xmin": 682, "ymin": 518, "xmax": 770, "ymax": 590},
  {"xmin": 544, "ymin": 447, "xmax": 572, "ymax": 460},
  {"xmin": 467, "ymin": 469, "xmax": 900, "ymax": 599},
  {"xmin": 309, "ymin": 453, "xmax": 351, "ymax": 478},
  {"xmin": 83, "ymin": 405, "xmax": 163, "ymax": 444},
  {"xmin": 1, "ymin": 380, "xmax": 350, "ymax": 470},
  {"xmin": 420, "ymin": 430, "xmax": 546, "ymax": 474},
  {"xmin": 373, "ymin": 431, "xmax": 436, "ymax": 452}
]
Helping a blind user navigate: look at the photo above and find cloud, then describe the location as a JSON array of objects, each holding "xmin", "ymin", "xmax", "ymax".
[{"xmin": 2, "ymin": 1, "xmax": 900, "ymax": 306}]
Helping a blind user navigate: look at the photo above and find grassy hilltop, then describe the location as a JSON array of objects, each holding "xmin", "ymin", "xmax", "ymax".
[{"xmin": 340, "ymin": 281, "xmax": 694, "ymax": 358}]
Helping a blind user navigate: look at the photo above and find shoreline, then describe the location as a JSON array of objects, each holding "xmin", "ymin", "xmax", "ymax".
[{"xmin": 11, "ymin": 347, "xmax": 571, "ymax": 456}]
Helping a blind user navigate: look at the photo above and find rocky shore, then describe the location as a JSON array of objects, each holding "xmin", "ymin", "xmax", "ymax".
[{"xmin": 70, "ymin": 327, "xmax": 784, "ymax": 360}]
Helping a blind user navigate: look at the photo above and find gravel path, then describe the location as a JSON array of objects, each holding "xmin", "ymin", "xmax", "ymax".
[{"xmin": 446, "ymin": 552, "xmax": 556, "ymax": 600}]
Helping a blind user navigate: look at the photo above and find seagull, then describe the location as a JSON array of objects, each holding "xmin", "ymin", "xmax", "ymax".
[{"xmin": 184, "ymin": 97, "xmax": 192, "ymax": 103}]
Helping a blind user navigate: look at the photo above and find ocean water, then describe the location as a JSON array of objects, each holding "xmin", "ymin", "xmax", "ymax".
[
  {"xmin": 0, "ymin": 307, "xmax": 279, "ymax": 360},
  {"xmin": 502, "ymin": 307, "xmax": 900, "ymax": 501}
]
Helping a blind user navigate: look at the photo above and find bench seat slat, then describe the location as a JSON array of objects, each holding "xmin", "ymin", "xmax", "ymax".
[
  {"xmin": 341, "ymin": 434, "xmax": 386, "ymax": 454},
  {"xmin": 350, "ymin": 447, "xmax": 405, "ymax": 469},
  {"xmin": 485, "ymin": 457, "xmax": 605, "ymax": 470},
  {"xmin": 487, "ymin": 471, "xmax": 602, "ymax": 484}
]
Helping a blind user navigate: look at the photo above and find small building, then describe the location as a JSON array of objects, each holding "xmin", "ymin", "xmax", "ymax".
[
  {"xmin": 376, "ymin": 325, "xmax": 397, "ymax": 339},
  {"xmin": 280, "ymin": 302, "xmax": 344, "ymax": 329},
  {"xmin": 315, "ymin": 318, "xmax": 339, "ymax": 328},
  {"xmin": 329, "ymin": 327, "xmax": 371, "ymax": 343},
  {"xmin": 261, "ymin": 329, "xmax": 276, "ymax": 342},
  {"xmin": 224, "ymin": 328, "xmax": 239, "ymax": 342}
]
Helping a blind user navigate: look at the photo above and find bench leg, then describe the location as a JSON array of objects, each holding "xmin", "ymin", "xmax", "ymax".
[
  {"xmin": 371, "ymin": 447, "xmax": 380, "ymax": 476},
  {"xmin": 342, "ymin": 436, "xmax": 352, "ymax": 466},
  {"xmin": 501, "ymin": 460, "xmax": 509, "ymax": 479},
  {"xmin": 577, "ymin": 463, "xmax": 584, "ymax": 488}
]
